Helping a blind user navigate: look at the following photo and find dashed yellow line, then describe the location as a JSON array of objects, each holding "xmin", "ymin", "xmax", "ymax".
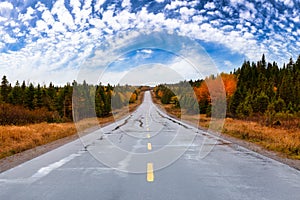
[
  {"xmin": 147, "ymin": 142, "xmax": 152, "ymax": 150},
  {"xmin": 147, "ymin": 127, "xmax": 149, "ymax": 131},
  {"xmin": 147, "ymin": 163, "xmax": 154, "ymax": 182},
  {"xmin": 147, "ymin": 134, "xmax": 150, "ymax": 138}
]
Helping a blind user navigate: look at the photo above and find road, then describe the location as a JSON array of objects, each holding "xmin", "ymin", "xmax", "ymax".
[{"xmin": 1, "ymin": 91, "xmax": 300, "ymax": 200}]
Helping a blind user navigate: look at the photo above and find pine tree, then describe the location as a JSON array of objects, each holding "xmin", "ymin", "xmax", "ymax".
[
  {"xmin": 21, "ymin": 81, "xmax": 26, "ymax": 106},
  {"xmin": 229, "ymin": 88, "xmax": 244, "ymax": 116},
  {"xmin": 35, "ymin": 84, "xmax": 43, "ymax": 108},
  {"xmin": 253, "ymin": 92, "xmax": 269, "ymax": 114},
  {"xmin": 9, "ymin": 81, "xmax": 22, "ymax": 105},
  {"xmin": 24, "ymin": 83, "xmax": 35, "ymax": 110},
  {"xmin": 1, "ymin": 75, "xmax": 9, "ymax": 103}
]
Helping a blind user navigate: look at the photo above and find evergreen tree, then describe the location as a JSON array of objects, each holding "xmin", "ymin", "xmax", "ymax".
[
  {"xmin": 253, "ymin": 92, "xmax": 269, "ymax": 114},
  {"xmin": 9, "ymin": 81, "xmax": 22, "ymax": 105},
  {"xmin": 21, "ymin": 81, "xmax": 26, "ymax": 106},
  {"xmin": 35, "ymin": 84, "xmax": 43, "ymax": 108},
  {"xmin": 24, "ymin": 83, "xmax": 35, "ymax": 110},
  {"xmin": 229, "ymin": 88, "xmax": 244, "ymax": 116},
  {"xmin": 1, "ymin": 75, "xmax": 9, "ymax": 103}
]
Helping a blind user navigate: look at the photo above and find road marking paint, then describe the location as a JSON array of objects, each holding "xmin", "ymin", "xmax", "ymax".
[
  {"xmin": 147, "ymin": 142, "xmax": 152, "ymax": 150},
  {"xmin": 147, "ymin": 163, "xmax": 154, "ymax": 182},
  {"xmin": 147, "ymin": 127, "xmax": 149, "ymax": 131},
  {"xmin": 31, "ymin": 153, "xmax": 82, "ymax": 179},
  {"xmin": 147, "ymin": 134, "xmax": 150, "ymax": 138}
]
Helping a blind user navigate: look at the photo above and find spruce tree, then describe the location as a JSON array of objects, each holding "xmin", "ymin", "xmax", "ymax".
[
  {"xmin": 24, "ymin": 83, "xmax": 35, "ymax": 110},
  {"xmin": 1, "ymin": 75, "xmax": 9, "ymax": 103}
]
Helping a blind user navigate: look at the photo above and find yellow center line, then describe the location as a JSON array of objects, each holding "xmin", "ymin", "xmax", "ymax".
[
  {"xmin": 147, "ymin": 163, "xmax": 154, "ymax": 182},
  {"xmin": 147, "ymin": 134, "xmax": 150, "ymax": 138},
  {"xmin": 147, "ymin": 142, "xmax": 152, "ymax": 150}
]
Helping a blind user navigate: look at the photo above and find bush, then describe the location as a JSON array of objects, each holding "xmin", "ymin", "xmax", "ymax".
[{"xmin": 0, "ymin": 103, "xmax": 61, "ymax": 125}]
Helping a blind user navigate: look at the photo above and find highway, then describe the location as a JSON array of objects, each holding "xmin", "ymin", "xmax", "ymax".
[{"xmin": 1, "ymin": 91, "xmax": 300, "ymax": 200}]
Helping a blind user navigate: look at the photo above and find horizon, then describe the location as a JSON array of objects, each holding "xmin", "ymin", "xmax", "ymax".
[{"xmin": 0, "ymin": 0, "xmax": 299, "ymax": 86}]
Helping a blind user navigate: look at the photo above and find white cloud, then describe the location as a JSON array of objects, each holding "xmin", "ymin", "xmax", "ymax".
[
  {"xmin": 94, "ymin": 0, "xmax": 106, "ymax": 8},
  {"xmin": 239, "ymin": 10, "xmax": 254, "ymax": 20},
  {"xmin": 204, "ymin": 2, "xmax": 216, "ymax": 10},
  {"xmin": 223, "ymin": 6, "xmax": 233, "ymax": 15},
  {"xmin": 230, "ymin": 0, "xmax": 245, "ymax": 7},
  {"xmin": 221, "ymin": 25, "xmax": 234, "ymax": 31},
  {"xmin": 35, "ymin": 2, "xmax": 47, "ymax": 12},
  {"xmin": 0, "ymin": 16, "xmax": 7, "ymax": 22},
  {"xmin": 140, "ymin": 49, "xmax": 153, "ymax": 54},
  {"xmin": 165, "ymin": 0, "xmax": 187, "ymax": 10},
  {"xmin": 3, "ymin": 33, "xmax": 17, "ymax": 43},
  {"xmin": 224, "ymin": 60, "xmax": 233, "ymax": 68},
  {"xmin": 35, "ymin": 20, "xmax": 48, "ymax": 32},
  {"xmin": 18, "ymin": 6, "xmax": 35, "ymax": 22},
  {"xmin": 291, "ymin": 15, "xmax": 299, "ymax": 23},
  {"xmin": 51, "ymin": 0, "xmax": 76, "ymax": 30},
  {"xmin": 41, "ymin": 9, "xmax": 55, "ymax": 26},
  {"xmin": 281, "ymin": 0, "xmax": 294, "ymax": 7},
  {"xmin": 0, "ymin": 2, "xmax": 13, "ymax": 10},
  {"xmin": 179, "ymin": 7, "xmax": 196, "ymax": 21},
  {"xmin": 122, "ymin": 0, "xmax": 131, "ymax": 9},
  {"xmin": 70, "ymin": 0, "xmax": 92, "ymax": 27}
]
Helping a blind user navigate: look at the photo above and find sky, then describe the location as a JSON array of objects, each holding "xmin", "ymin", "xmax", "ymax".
[{"xmin": 0, "ymin": 0, "xmax": 299, "ymax": 86}]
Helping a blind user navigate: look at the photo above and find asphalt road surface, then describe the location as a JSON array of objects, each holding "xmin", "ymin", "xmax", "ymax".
[{"xmin": 1, "ymin": 91, "xmax": 300, "ymax": 200}]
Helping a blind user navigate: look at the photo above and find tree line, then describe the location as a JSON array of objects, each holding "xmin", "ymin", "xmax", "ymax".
[
  {"xmin": 0, "ymin": 76, "xmax": 140, "ymax": 125},
  {"xmin": 229, "ymin": 54, "xmax": 300, "ymax": 118},
  {"xmin": 154, "ymin": 54, "xmax": 300, "ymax": 124}
]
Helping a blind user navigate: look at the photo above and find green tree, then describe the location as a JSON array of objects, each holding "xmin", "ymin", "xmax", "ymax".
[
  {"xmin": 274, "ymin": 98, "xmax": 286, "ymax": 113},
  {"xmin": 9, "ymin": 81, "xmax": 22, "ymax": 105},
  {"xmin": 24, "ymin": 83, "xmax": 35, "ymax": 110},
  {"xmin": 1, "ymin": 75, "xmax": 10, "ymax": 102},
  {"xmin": 35, "ymin": 84, "xmax": 43, "ymax": 108},
  {"xmin": 253, "ymin": 92, "xmax": 269, "ymax": 113},
  {"xmin": 229, "ymin": 88, "xmax": 244, "ymax": 116}
]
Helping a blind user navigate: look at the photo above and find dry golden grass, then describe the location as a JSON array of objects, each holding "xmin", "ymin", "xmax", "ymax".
[
  {"xmin": 222, "ymin": 118, "xmax": 300, "ymax": 159},
  {"xmin": 191, "ymin": 115, "xmax": 300, "ymax": 159},
  {"xmin": 0, "ymin": 123, "xmax": 76, "ymax": 159},
  {"xmin": 0, "ymin": 92, "xmax": 145, "ymax": 159},
  {"xmin": 152, "ymin": 92, "xmax": 300, "ymax": 159}
]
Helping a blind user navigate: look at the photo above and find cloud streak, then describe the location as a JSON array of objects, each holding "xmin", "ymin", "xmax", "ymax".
[{"xmin": 0, "ymin": 0, "xmax": 299, "ymax": 85}]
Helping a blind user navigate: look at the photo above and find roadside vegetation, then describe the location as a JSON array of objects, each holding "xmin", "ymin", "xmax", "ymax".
[
  {"xmin": 0, "ymin": 76, "xmax": 142, "ymax": 125},
  {"xmin": 0, "ymin": 77, "xmax": 146, "ymax": 159},
  {"xmin": 153, "ymin": 54, "xmax": 300, "ymax": 159}
]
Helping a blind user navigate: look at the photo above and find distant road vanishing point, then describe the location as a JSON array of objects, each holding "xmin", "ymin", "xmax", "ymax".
[{"xmin": 1, "ymin": 91, "xmax": 300, "ymax": 200}]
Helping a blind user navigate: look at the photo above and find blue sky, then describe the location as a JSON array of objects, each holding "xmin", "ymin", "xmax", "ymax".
[{"xmin": 0, "ymin": 0, "xmax": 299, "ymax": 85}]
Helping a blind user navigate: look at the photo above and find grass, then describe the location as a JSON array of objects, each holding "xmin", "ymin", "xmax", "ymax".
[
  {"xmin": 151, "ymin": 92, "xmax": 300, "ymax": 159},
  {"xmin": 0, "ymin": 123, "xmax": 76, "ymax": 159},
  {"xmin": 0, "ymin": 92, "xmax": 145, "ymax": 160},
  {"xmin": 222, "ymin": 118, "xmax": 300, "ymax": 159}
]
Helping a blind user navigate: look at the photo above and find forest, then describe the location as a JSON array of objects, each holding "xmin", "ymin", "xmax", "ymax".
[
  {"xmin": 154, "ymin": 54, "xmax": 300, "ymax": 126},
  {"xmin": 0, "ymin": 77, "xmax": 140, "ymax": 125},
  {"xmin": 1, "ymin": 54, "xmax": 300, "ymax": 126}
]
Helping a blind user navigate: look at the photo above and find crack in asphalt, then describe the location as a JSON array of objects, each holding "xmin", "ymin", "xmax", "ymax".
[
  {"xmin": 119, "ymin": 134, "xmax": 123, "ymax": 143},
  {"xmin": 105, "ymin": 115, "xmax": 133, "ymax": 134},
  {"xmin": 157, "ymin": 111, "xmax": 191, "ymax": 129},
  {"xmin": 135, "ymin": 119, "xmax": 143, "ymax": 127}
]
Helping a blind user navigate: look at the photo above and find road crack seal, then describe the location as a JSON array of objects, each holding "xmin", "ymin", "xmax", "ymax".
[
  {"xmin": 111, "ymin": 115, "xmax": 132, "ymax": 132},
  {"xmin": 156, "ymin": 111, "xmax": 191, "ymax": 129}
]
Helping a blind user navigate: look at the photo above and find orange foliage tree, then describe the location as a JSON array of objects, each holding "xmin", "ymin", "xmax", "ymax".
[
  {"xmin": 194, "ymin": 73, "xmax": 237, "ymax": 102},
  {"xmin": 193, "ymin": 73, "xmax": 237, "ymax": 115}
]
